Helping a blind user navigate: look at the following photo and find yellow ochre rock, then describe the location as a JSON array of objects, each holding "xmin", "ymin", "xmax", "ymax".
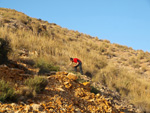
[
  {"xmin": 67, "ymin": 73, "xmax": 78, "ymax": 80},
  {"xmin": 0, "ymin": 66, "xmax": 139, "ymax": 113}
]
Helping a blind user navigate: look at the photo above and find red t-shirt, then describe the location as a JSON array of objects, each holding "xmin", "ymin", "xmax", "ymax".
[{"xmin": 73, "ymin": 58, "xmax": 81, "ymax": 63}]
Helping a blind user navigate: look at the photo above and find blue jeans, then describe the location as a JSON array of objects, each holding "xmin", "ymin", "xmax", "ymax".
[{"xmin": 74, "ymin": 61, "xmax": 83, "ymax": 75}]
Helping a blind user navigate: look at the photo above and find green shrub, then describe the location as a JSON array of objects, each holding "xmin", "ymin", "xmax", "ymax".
[
  {"xmin": 34, "ymin": 58, "xmax": 60, "ymax": 74},
  {"xmin": 0, "ymin": 80, "xmax": 15, "ymax": 102},
  {"xmin": 0, "ymin": 38, "xmax": 12, "ymax": 64},
  {"xmin": 24, "ymin": 76, "xmax": 48, "ymax": 93},
  {"xmin": 90, "ymin": 86, "xmax": 100, "ymax": 94}
]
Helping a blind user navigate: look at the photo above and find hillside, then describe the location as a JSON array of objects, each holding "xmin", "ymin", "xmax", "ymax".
[
  {"xmin": 0, "ymin": 8, "xmax": 150, "ymax": 112},
  {"xmin": 0, "ymin": 61, "xmax": 139, "ymax": 113}
]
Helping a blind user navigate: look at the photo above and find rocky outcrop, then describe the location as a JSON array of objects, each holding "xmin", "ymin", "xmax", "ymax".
[
  {"xmin": 0, "ymin": 59, "xmax": 140, "ymax": 112},
  {"xmin": 78, "ymin": 74, "xmax": 141, "ymax": 113},
  {"xmin": 0, "ymin": 67, "xmax": 140, "ymax": 112}
]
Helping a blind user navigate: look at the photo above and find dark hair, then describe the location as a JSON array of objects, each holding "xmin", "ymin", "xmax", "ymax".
[{"xmin": 70, "ymin": 58, "xmax": 73, "ymax": 61}]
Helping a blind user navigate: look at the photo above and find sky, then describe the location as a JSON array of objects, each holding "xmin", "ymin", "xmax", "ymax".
[{"xmin": 0, "ymin": 0, "xmax": 150, "ymax": 52}]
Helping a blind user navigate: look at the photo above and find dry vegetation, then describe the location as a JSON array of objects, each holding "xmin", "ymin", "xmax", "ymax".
[{"xmin": 1, "ymin": 8, "xmax": 150, "ymax": 112}]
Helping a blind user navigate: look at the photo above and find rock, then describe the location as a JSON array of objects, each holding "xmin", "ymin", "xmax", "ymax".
[
  {"xmin": 82, "ymin": 82, "xmax": 90, "ymax": 87},
  {"xmin": 96, "ymin": 93, "xmax": 101, "ymax": 98},
  {"xmin": 25, "ymin": 105, "xmax": 32, "ymax": 112},
  {"xmin": 67, "ymin": 73, "xmax": 78, "ymax": 80},
  {"xmin": 49, "ymin": 109, "xmax": 54, "ymax": 112},
  {"xmin": 0, "ymin": 68, "xmax": 140, "ymax": 112},
  {"xmin": 56, "ymin": 87, "xmax": 65, "ymax": 91},
  {"xmin": 75, "ymin": 108, "xmax": 82, "ymax": 113},
  {"xmin": 11, "ymin": 103, "xmax": 17, "ymax": 107},
  {"xmin": 31, "ymin": 104, "xmax": 43, "ymax": 111},
  {"xmin": 19, "ymin": 101, "xmax": 26, "ymax": 105},
  {"xmin": 56, "ymin": 71, "xmax": 68, "ymax": 75}
]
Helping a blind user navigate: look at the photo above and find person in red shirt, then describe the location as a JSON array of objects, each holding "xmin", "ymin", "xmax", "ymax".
[{"xmin": 69, "ymin": 57, "xmax": 83, "ymax": 75}]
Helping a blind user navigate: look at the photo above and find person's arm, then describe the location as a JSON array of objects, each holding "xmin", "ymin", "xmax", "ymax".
[
  {"xmin": 68, "ymin": 61, "xmax": 73, "ymax": 67},
  {"xmin": 73, "ymin": 61, "xmax": 79, "ymax": 67}
]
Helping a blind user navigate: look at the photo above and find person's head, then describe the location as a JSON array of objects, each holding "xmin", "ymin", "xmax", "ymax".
[{"xmin": 70, "ymin": 58, "xmax": 73, "ymax": 61}]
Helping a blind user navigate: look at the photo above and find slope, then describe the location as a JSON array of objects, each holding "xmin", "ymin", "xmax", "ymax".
[{"xmin": 0, "ymin": 8, "xmax": 150, "ymax": 112}]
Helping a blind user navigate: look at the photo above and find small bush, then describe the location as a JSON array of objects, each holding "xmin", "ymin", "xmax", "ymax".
[
  {"xmin": 24, "ymin": 76, "xmax": 48, "ymax": 93},
  {"xmin": 0, "ymin": 38, "xmax": 12, "ymax": 64},
  {"xmin": 34, "ymin": 58, "xmax": 60, "ymax": 74},
  {"xmin": 0, "ymin": 80, "xmax": 15, "ymax": 102},
  {"xmin": 16, "ymin": 86, "xmax": 36, "ymax": 100},
  {"xmin": 90, "ymin": 86, "xmax": 100, "ymax": 94}
]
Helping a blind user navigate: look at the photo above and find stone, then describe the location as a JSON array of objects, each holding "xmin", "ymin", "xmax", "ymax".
[
  {"xmin": 49, "ymin": 109, "xmax": 54, "ymax": 112},
  {"xmin": 56, "ymin": 87, "xmax": 65, "ymax": 92},
  {"xmin": 25, "ymin": 105, "xmax": 32, "ymax": 112},
  {"xmin": 82, "ymin": 82, "xmax": 90, "ymax": 87},
  {"xmin": 0, "ymin": 66, "xmax": 140, "ymax": 112},
  {"xmin": 56, "ymin": 71, "xmax": 68, "ymax": 75},
  {"xmin": 31, "ymin": 104, "xmax": 43, "ymax": 111},
  {"xmin": 67, "ymin": 73, "xmax": 78, "ymax": 80}
]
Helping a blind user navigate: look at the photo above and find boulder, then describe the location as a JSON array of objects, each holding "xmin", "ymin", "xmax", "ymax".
[{"xmin": 67, "ymin": 73, "xmax": 78, "ymax": 81}]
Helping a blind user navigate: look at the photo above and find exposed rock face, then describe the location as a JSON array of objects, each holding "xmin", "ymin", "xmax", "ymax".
[
  {"xmin": 0, "ymin": 66, "xmax": 140, "ymax": 112},
  {"xmin": 0, "ymin": 60, "xmax": 140, "ymax": 113}
]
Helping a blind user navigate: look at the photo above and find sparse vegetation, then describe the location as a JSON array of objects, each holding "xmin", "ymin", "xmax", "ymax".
[
  {"xmin": 0, "ymin": 37, "xmax": 12, "ymax": 64},
  {"xmin": 24, "ymin": 76, "xmax": 48, "ymax": 93},
  {"xmin": 94, "ymin": 63, "xmax": 150, "ymax": 111},
  {"xmin": 34, "ymin": 58, "xmax": 60, "ymax": 74},
  {"xmin": 16, "ymin": 86, "xmax": 36, "ymax": 99},
  {"xmin": 90, "ymin": 86, "xmax": 100, "ymax": 94},
  {"xmin": 0, "ymin": 80, "xmax": 15, "ymax": 102}
]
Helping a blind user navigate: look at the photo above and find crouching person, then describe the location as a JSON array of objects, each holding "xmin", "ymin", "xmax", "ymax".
[{"xmin": 69, "ymin": 57, "xmax": 83, "ymax": 75}]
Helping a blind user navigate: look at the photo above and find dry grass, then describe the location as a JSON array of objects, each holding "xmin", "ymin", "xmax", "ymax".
[
  {"xmin": 94, "ymin": 63, "xmax": 150, "ymax": 111},
  {"xmin": 1, "ymin": 8, "xmax": 150, "ymax": 112}
]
